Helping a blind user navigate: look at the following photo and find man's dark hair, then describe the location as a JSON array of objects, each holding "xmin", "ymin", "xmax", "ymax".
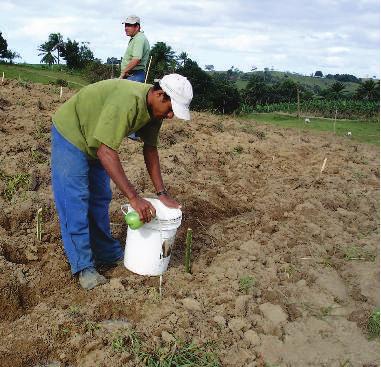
[{"xmin": 153, "ymin": 82, "xmax": 170, "ymax": 101}]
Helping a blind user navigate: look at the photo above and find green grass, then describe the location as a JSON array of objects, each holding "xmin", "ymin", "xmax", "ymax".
[
  {"xmin": 238, "ymin": 276, "xmax": 255, "ymax": 294},
  {"xmin": 0, "ymin": 63, "xmax": 88, "ymax": 89},
  {"xmin": 344, "ymin": 245, "xmax": 376, "ymax": 261},
  {"xmin": 111, "ymin": 329, "xmax": 220, "ymax": 367},
  {"xmin": 367, "ymin": 309, "xmax": 380, "ymax": 339},
  {"xmin": 0, "ymin": 171, "xmax": 30, "ymax": 202},
  {"xmin": 241, "ymin": 112, "xmax": 380, "ymax": 145}
]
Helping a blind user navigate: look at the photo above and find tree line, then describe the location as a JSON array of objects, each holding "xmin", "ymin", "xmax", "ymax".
[
  {"xmin": 36, "ymin": 34, "xmax": 379, "ymax": 117},
  {"xmin": 1, "ymin": 31, "xmax": 379, "ymax": 118}
]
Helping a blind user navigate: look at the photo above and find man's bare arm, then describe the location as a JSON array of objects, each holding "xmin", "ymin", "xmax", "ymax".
[
  {"xmin": 143, "ymin": 144, "xmax": 181, "ymax": 208},
  {"xmin": 97, "ymin": 143, "xmax": 155, "ymax": 221},
  {"xmin": 120, "ymin": 58, "xmax": 140, "ymax": 79}
]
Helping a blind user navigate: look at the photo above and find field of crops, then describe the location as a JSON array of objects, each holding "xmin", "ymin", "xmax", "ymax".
[{"xmin": 244, "ymin": 100, "xmax": 379, "ymax": 120}]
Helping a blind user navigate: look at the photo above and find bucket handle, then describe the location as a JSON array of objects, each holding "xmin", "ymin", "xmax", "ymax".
[{"xmin": 121, "ymin": 204, "xmax": 129, "ymax": 216}]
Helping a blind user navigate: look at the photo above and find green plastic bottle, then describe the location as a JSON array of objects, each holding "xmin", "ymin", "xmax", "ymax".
[{"xmin": 124, "ymin": 211, "xmax": 144, "ymax": 230}]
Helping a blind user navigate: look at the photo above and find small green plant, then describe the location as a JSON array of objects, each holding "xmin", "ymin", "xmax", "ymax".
[
  {"xmin": 147, "ymin": 287, "xmax": 161, "ymax": 303},
  {"xmin": 0, "ymin": 171, "xmax": 30, "ymax": 201},
  {"xmin": 239, "ymin": 276, "xmax": 255, "ymax": 294},
  {"xmin": 318, "ymin": 256, "xmax": 334, "ymax": 268},
  {"xmin": 112, "ymin": 334, "xmax": 127, "ymax": 352},
  {"xmin": 84, "ymin": 321, "xmax": 101, "ymax": 335},
  {"xmin": 232, "ymin": 145, "xmax": 244, "ymax": 155},
  {"xmin": 302, "ymin": 303, "xmax": 341, "ymax": 320},
  {"xmin": 352, "ymin": 171, "xmax": 367, "ymax": 180},
  {"xmin": 285, "ymin": 264, "xmax": 299, "ymax": 277},
  {"xmin": 141, "ymin": 340, "xmax": 220, "ymax": 367},
  {"xmin": 109, "ymin": 328, "xmax": 220, "ymax": 366},
  {"xmin": 344, "ymin": 246, "xmax": 375, "ymax": 261},
  {"xmin": 319, "ymin": 305, "xmax": 334, "ymax": 317},
  {"xmin": 68, "ymin": 304, "xmax": 80, "ymax": 315},
  {"xmin": 32, "ymin": 121, "xmax": 46, "ymax": 140},
  {"xmin": 367, "ymin": 308, "xmax": 380, "ymax": 339},
  {"xmin": 16, "ymin": 78, "xmax": 31, "ymax": 89},
  {"xmin": 31, "ymin": 148, "xmax": 48, "ymax": 164}
]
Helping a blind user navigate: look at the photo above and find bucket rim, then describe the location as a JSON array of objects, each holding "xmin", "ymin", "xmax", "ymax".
[{"xmin": 121, "ymin": 201, "xmax": 182, "ymax": 223}]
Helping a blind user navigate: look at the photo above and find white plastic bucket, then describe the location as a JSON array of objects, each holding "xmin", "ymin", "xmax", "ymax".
[{"xmin": 121, "ymin": 198, "xmax": 182, "ymax": 276}]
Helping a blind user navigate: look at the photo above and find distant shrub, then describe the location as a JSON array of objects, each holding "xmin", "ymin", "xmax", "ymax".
[
  {"xmin": 54, "ymin": 79, "xmax": 68, "ymax": 87},
  {"xmin": 84, "ymin": 61, "xmax": 116, "ymax": 83},
  {"xmin": 210, "ymin": 74, "xmax": 241, "ymax": 114}
]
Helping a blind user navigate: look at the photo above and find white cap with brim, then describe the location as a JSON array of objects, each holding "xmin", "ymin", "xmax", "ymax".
[
  {"xmin": 159, "ymin": 74, "xmax": 193, "ymax": 120},
  {"xmin": 123, "ymin": 15, "xmax": 140, "ymax": 24}
]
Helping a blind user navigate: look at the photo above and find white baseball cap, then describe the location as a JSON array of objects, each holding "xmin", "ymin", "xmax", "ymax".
[
  {"xmin": 159, "ymin": 74, "xmax": 193, "ymax": 120},
  {"xmin": 123, "ymin": 15, "xmax": 140, "ymax": 24}
]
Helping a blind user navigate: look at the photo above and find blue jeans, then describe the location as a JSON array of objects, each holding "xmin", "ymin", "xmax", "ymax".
[
  {"xmin": 126, "ymin": 70, "xmax": 145, "ymax": 82},
  {"xmin": 51, "ymin": 125, "xmax": 123, "ymax": 274},
  {"xmin": 126, "ymin": 70, "xmax": 146, "ymax": 140}
]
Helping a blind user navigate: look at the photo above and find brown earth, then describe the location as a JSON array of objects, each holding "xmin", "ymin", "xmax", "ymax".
[{"xmin": 0, "ymin": 79, "xmax": 379, "ymax": 367}]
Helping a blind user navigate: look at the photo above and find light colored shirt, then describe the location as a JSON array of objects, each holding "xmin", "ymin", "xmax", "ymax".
[
  {"xmin": 121, "ymin": 31, "xmax": 150, "ymax": 71},
  {"xmin": 53, "ymin": 79, "xmax": 162, "ymax": 159}
]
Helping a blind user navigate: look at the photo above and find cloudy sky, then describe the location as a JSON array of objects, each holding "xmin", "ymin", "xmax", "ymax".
[{"xmin": 1, "ymin": 0, "xmax": 379, "ymax": 77}]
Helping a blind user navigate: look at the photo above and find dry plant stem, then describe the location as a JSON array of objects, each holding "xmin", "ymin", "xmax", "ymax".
[
  {"xmin": 159, "ymin": 275, "xmax": 163, "ymax": 298},
  {"xmin": 144, "ymin": 56, "xmax": 153, "ymax": 84},
  {"xmin": 334, "ymin": 109, "xmax": 337, "ymax": 134},
  {"xmin": 185, "ymin": 228, "xmax": 193, "ymax": 273},
  {"xmin": 320, "ymin": 157, "xmax": 327, "ymax": 173},
  {"xmin": 36, "ymin": 207, "xmax": 43, "ymax": 241}
]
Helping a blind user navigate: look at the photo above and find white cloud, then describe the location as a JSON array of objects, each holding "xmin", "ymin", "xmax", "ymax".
[
  {"xmin": 11, "ymin": 17, "xmax": 81, "ymax": 40},
  {"xmin": 325, "ymin": 46, "xmax": 351, "ymax": 54}
]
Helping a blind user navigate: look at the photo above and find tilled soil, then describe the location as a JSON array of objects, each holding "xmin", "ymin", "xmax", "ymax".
[{"xmin": 0, "ymin": 79, "xmax": 379, "ymax": 367}]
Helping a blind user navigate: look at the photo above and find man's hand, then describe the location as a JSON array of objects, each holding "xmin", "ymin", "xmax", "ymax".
[
  {"xmin": 129, "ymin": 196, "xmax": 156, "ymax": 223},
  {"xmin": 158, "ymin": 193, "xmax": 182, "ymax": 209}
]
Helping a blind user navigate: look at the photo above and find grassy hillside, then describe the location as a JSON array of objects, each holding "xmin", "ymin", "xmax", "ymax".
[{"xmin": 0, "ymin": 63, "xmax": 88, "ymax": 89}]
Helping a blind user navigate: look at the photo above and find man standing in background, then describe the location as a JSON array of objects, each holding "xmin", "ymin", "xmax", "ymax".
[{"xmin": 120, "ymin": 15, "xmax": 150, "ymax": 82}]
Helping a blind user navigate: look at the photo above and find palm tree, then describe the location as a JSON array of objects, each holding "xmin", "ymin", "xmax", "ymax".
[
  {"xmin": 177, "ymin": 51, "xmax": 188, "ymax": 67},
  {"xmin": 148, "ymin": 42, "xmax": 176, "ymax": 81},
  {"xmin": 328, "ymin": 81, "xmax": 346, "ymax": 99},
  {"xmin": 150, "ymin": 42, "xmax": 176, "ymax": 65},
  {"xmin": 38, "ymin": 42, "xmax": 57, "ymax": 66},
  {"xmin": 355, "ymin": 80, "xmax": 380, "ymax": 101},
  {"xmin": 48, "ymin": 33, "xmax": 64, "ymax": 65}
]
